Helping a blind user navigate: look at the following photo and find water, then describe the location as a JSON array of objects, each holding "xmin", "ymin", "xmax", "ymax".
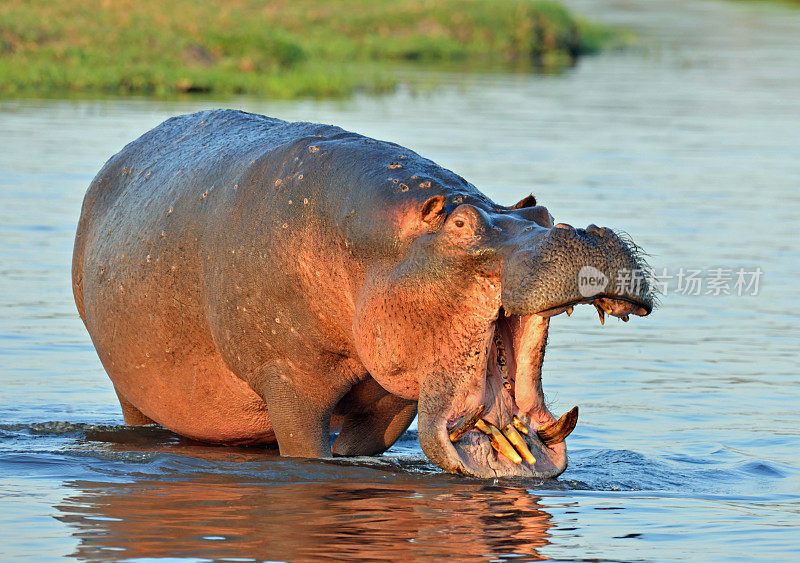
[{"xmin": 1, "ymin": 0, "xmax": 799, "ymax": 560}]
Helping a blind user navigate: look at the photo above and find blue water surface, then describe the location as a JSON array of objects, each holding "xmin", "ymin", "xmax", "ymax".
[{"xmin": 1, "ymin": 0, "xmax": 799, "ymax": 560}]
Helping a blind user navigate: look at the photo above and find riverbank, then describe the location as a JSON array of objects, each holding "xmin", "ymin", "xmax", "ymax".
[{"xmin": 0, "ymin": 0, "xmax": 624, "ymax": 99}]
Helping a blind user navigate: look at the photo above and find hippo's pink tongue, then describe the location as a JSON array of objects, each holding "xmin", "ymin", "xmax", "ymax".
[{"xmin": 510, "ymin": 315, "xmax": 549, "ymax": 417}]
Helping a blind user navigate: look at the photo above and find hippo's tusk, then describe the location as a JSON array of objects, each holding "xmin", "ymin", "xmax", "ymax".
[
  {"xmin": 594, "ymin": 303, "xmax": 606, "ymax": 325},
  {"xmin": 536, "ymin": 406, "xmax": 579, "ymax": 446},
  {"xmin": 448, "ymin": 404, "xmax": 485, "ymax": 443},
  {"xmin": 512, "ymin": 415, "xmax": 529, "ymax": 435},
  {"xmin": 475, "ymin": 419, "xmax": 522, "ymax": 464},
  {"xmin": 502, "ymin": 423, "xmax": 537, "ymax": 465},
  {"xmin": 597, "ymin": 300, "xmax": 613, "ymax": 315}
]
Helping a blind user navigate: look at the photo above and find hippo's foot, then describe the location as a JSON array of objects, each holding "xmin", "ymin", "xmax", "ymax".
[{"xmin": 114, "ymin": 386, "xmax": 155, "ymax": 426}]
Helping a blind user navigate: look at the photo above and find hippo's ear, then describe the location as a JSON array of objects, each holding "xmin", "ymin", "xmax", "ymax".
[
  {"xmin": 421, "ymin": 195, "xmax": 446, "ymax": 229},
  {"xmin": 511, "ymin": 194, "xmax": 537, "ymax": 209}
]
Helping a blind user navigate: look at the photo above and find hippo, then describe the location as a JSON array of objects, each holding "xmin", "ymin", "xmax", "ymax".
[{"xmin": 72, "ymin": 109, "xmax": 654, "ymax": 479}]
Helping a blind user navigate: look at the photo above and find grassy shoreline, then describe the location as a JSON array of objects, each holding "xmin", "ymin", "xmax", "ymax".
[{"xmin": 0, "ymin": 0, "xmax": 625, "ymax": 99}]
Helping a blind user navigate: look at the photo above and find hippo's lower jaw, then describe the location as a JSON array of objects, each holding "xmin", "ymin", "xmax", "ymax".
[{"xmin": 428, "ymin": 296, "xmax": 644, "ymax": 479}]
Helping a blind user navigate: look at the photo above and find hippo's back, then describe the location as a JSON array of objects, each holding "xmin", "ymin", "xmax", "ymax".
[
  {"xmin": 73, "ymin": 110, "xmax": 348, "ymax": 316},
  {"xmin": 70, "ymin": 110, "xmax": 351, "ymax": 443},
  {"xmin": 77, "ymin": 111, "xmax": 323, "ymax": 303}
]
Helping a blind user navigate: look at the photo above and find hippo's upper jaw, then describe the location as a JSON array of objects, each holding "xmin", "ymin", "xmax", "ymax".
[{"xmin": 360, "ymin": 195, "xmax": 653, "ymax": 478}]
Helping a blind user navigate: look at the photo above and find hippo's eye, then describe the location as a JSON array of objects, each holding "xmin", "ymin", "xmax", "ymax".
[{"xmin": 455, "ymin": 220, "xmax": 465, "ymax": 228}]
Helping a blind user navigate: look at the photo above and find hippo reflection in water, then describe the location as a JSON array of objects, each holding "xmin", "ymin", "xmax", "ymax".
[
  {"xmin": 57, "ymin": 475, "xmax": 555, "ymax": 560},
  {"xmin": 72, "ymin": 110, "xmax": 654, "ymax": 479}
]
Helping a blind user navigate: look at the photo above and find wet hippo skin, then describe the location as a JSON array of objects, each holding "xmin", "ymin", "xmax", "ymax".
[{"xmin": 73, "ymin": 110, "xmax": 653, "ymax": 478}]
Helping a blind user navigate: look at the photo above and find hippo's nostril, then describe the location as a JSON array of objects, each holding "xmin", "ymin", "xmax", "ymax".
[
  {"xmin": 586, "ymin": 224, "xmax": 613, "ymax": 237},
  {"xmin": 586, "ymin": 223, "xmax": 603, "ymax": 236},
  {"xmin": 554, "ymin": 223, "xmax": 573, "ymax": 230}
]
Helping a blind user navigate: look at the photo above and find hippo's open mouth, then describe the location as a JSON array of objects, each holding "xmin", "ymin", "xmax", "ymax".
[{"xmin": 443, "ymin": 295, "xmax": 647, "ymax": 478}]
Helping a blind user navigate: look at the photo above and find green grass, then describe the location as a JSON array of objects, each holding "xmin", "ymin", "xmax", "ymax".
[
  {"xmin": 733, "ymin": 0, "xmax": 800, "ymax": 5},
  {"xmin": 0, "ymin": 0, "xmax": 625, "ymax": 99}
]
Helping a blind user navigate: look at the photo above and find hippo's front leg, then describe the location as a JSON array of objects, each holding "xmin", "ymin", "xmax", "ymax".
[
  {"xmin": 332, "ymin": 378, "xmax": 417, "ymax": 456},
  {"xmin": 256, "ymin": 360, "xmax": 357, "ymax": 458}
]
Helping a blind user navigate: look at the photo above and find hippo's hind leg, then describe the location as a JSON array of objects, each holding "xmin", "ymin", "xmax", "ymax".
[
  {"xmin": 332, "ymin": 378, "xmax": 417, "ymax": 457},
  {"xmin": 114, "ymin": 387, "xmax": 155, "ymax": 426}
]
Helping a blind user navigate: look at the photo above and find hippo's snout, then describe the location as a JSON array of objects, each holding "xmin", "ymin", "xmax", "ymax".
[{"xmin": 501, "ymin": 223, "xmax": 655, "ymax": 319}]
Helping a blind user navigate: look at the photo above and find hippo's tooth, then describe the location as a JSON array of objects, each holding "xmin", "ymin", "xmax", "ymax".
[
  {"xmin": 475, "ymin": 419, "xmax": 522, "ymax": 464},
  {"xmin": 536, "ymin": 406, "xmax": 579, "ymax": 446},
  {"xmin": 448, "ymin": 404, "xmax": 485, "ymax": 443},
  {"xmin": 594, "ymin": 303, "xmax": 606, "ymax": 325},
  {"xmin": 597, "ymin": 300, "xmax": 613, "ymax": 315},
  {"xmin": 566, "ymin": 306, "xmax": 573, "ymax": 317},
  {"xmin": 502, "ymin": 423, "xmax": 537, "ymax": 465},
  {"xmin": 512, "ymin": 415, "xmax": 529, "ymax": 435},
  {"xmin": 621, "ymin": 315, "xmax": 629, "ymax": 322},
  {"xmin": 494, "ymin": 331, "xmax": 506, "ymax": 373}
]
